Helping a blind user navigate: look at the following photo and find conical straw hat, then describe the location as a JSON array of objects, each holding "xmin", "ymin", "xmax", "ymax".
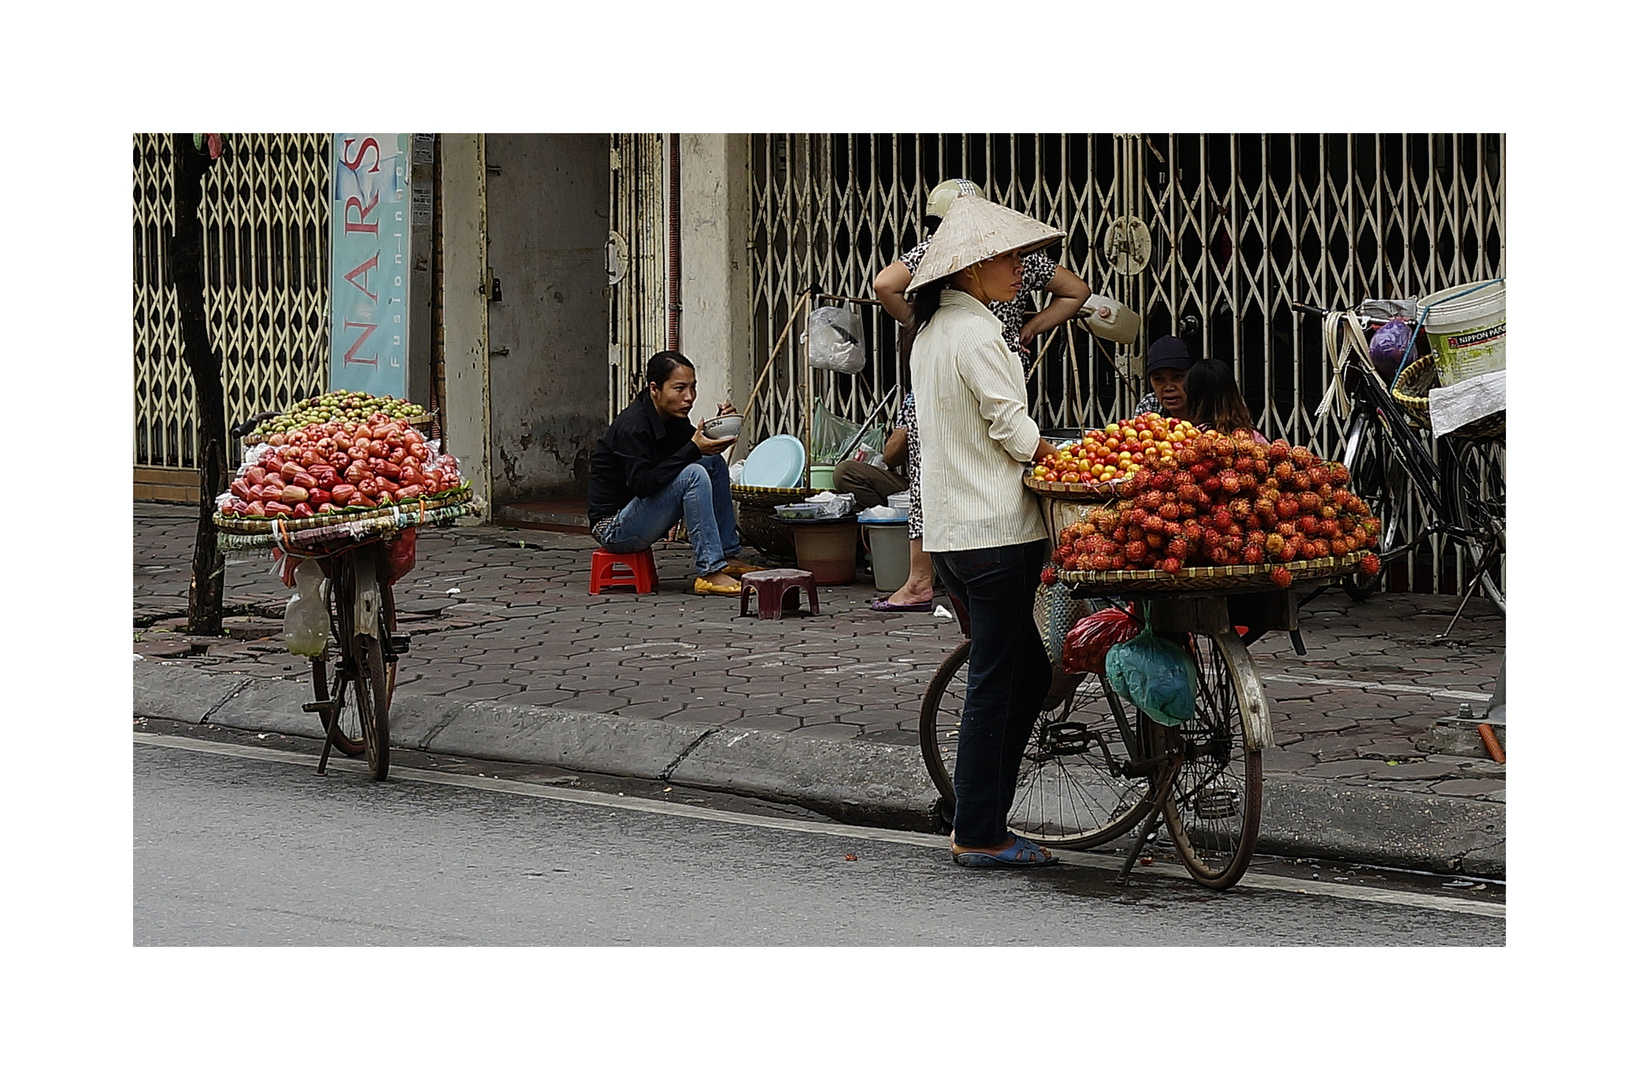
[{"xmin": 906, "ymin": 194, "xmax": 1066, "ymax": 294}]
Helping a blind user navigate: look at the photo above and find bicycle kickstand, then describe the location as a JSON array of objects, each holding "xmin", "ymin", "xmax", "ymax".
[
  {"xmin": 1438, "ymin": 545, "xmax": 1500, "ymax": 639},
  {"xmin": 304, "ymin": 694, "xmax": 339, "ymax": 775},
  {"xmin": 1117, "ymin": 761, "xmax": 1179, "ymax": 886}
]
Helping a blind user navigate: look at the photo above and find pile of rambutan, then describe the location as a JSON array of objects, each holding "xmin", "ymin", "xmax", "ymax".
[{"xmin": 1048, "ymin": 430, "xmax": 1382, "ymax": 588}]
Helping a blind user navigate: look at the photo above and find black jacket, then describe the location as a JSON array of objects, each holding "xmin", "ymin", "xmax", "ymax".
[{"xmin": 587, "ymin": 394, "xmax": 703, "ymax": 523}]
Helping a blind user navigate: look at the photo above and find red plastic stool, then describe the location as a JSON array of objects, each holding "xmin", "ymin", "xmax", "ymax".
[
  {"xmin": 589, "ymin": 548, "xmax": 659, "ymax": 595},
  {"xmin": 739, "ymin": 569, "xmax": 819, "ymax": 620}
]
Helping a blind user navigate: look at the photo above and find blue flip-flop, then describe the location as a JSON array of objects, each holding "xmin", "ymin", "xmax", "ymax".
[{"xmin": 951, "ymin": 835, "xmax": 1059, "ymax": 868}]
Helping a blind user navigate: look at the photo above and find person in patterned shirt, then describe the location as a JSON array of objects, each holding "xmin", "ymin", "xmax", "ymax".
[{"xmin": 868, "ymin": 180, "xmax": 1089, "ymax": 612}]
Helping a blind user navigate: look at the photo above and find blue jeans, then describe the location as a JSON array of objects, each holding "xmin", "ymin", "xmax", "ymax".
[
  {"xmin": 600, "ymin": 454, "xmax": 742, "ymax": 578},
  {"xmin": 930, "ymin": 541, "xmax": 1051, "ymax": 848}
]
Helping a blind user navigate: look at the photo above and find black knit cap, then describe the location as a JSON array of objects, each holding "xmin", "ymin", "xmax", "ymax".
[{"xmin": 1144, "ymin": 335, "xmax": 1194, "ymax": 376}]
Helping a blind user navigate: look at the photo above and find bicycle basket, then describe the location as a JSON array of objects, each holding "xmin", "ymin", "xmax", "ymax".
[
  {"xmin": 1393, "ymin": 355, "xmax": 1505, "ymax": 438},
  {"xmin": 1034, "ymin": 580, "xmax": 1092, "ymax": 670}
]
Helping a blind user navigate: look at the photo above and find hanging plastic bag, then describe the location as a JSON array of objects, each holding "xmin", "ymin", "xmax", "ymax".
[
  {"xmin": 382, "ymin": 527, "xmax": 418, "ymax": 586},
  {"xmin": 1104, "ymin": 623, "xmax": 1196, "ymax": 727},
  {"xmin": 810, "ymin": 397, "xmax": 864, "ymax": 466},
  {"xmin": 1368, "ymin": 317, "xmax": 1416, "ymax": 382},
  {"xmin": 1061, "ymin": 604, "xmax": 1143, "ymax": 676},
  {"xmin": 804, "ymin": 305, "xmax": 867, "ymax": 374},
  {"xmin": 283, "ymin": 558, "xmax": 331, "ymax": 657}
]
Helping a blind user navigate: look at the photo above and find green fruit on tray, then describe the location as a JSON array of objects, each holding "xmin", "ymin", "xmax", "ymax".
[{"xmin": 246, "ymin": 393, "xmax": 427, "ymax": 442}]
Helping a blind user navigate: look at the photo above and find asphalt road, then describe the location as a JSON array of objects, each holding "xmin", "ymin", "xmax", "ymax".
[{"xmin": 134, "ymin": 725, "xmax": 1503, "ymax": 947}]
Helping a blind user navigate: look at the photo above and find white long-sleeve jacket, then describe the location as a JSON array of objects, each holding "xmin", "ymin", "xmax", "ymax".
[{"xmin": 911, "ymin": 288, "xmax": 1047, "ymax": 553}]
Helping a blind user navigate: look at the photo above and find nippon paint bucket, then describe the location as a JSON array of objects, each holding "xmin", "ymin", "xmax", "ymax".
[
  {"xmin": 862, "ymin": 521, "xmax": 911, "ymax": 592},
  {"xmin": 1420, "ymin": 280, "xmax": 1505, "ymax": 385}
]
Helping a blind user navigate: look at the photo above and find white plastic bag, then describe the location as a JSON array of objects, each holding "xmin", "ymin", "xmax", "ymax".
[
  {"xmin": 804, "ymin": 305, "xmax": 867, "ymax": 374},
  {"xmin": 283, "ymin": 558, "xmax": 331, "ymax": 657}
]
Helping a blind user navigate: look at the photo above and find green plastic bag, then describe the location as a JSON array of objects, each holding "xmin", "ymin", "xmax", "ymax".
[{"xmin": 1104, "ymin": 624, "xmax": 1197, "ymax": 727}]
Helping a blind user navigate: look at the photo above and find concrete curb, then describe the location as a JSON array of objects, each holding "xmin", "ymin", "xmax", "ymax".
[{"xmin": 134, "ymin": 663, "xmax": 1503, "ymax": 877}]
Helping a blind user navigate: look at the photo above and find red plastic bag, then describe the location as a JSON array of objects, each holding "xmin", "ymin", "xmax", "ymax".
[
  {"xmin": 1061, "ymin": 604, "xmax": 1143, "ymax": 676},
  {"xmin": 382, "ymin": 527, "xmax": 418, "ymax": 586}
]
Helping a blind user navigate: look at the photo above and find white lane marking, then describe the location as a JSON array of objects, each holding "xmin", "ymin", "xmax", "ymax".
[
  {"xmin": 135, "ymin": 731, "xmax": 1504, "ymax": 920},
  {"xmin": 1262, "ymin": 672, "xmax": 1492, "ymax": 702}
]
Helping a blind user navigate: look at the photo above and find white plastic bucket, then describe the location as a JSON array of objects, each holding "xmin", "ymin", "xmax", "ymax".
[
  {"xmin": 1421, "ymin": 280, "xmax": 1505, "ymax": 385},
  {"xmin": 862, "ymin": 522, "xmax": 911, "ymax": 592}
]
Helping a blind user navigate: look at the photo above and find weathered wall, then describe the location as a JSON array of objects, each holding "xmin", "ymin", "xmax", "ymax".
[
  {"xmin": 440, "ymin": 133, "xmax": 492, "ymax": 517},
  {"xmin": 679, "ymin": 133, "xmax": 752, "ymax": 457},
  {"xmin": 483, "ymin": 134, "xmax": 610, "ymax": 503}
]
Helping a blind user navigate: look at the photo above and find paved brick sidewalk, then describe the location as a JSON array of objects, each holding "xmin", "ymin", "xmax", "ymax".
[{"xmin": 134, "ymin": 502, "xmax": 1505, "ymax": 808}]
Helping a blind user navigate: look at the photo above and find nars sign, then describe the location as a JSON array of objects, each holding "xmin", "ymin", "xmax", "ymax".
[{"xmin": 328, "ymin": 133, "xmax": 409, "ymax": 397}]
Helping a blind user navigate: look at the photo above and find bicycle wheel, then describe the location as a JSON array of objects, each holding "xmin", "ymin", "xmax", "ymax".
[
  {"xmin": 354, "ymin": 631, "xmax": 391, "ymax": 781},
  {"xmin": 1442, "ymin": 435, "xmax": 1504, "ymax": 614},
  {"xmin": 1340, "ymin": 408, "xmax": 1401, "ymax": 600},
  {"xmin": 1158, "ymin": 630, "xmax": 1264, "ymax": 889},
  {"xmin": 919, "ymin": 642, "xmax": 1152, "ymax": 850}
]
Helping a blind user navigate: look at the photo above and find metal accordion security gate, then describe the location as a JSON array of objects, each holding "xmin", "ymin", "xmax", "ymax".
[
  {"xmin": 606, "ymin": 134, "xmax": 670, "ymax": 419},
  {"xmin": 133, "ymin": 133, "xmax": 331, "ymax": 478},
  {"xmin": 743, "ymin": 132, "xmax": 1504, "ymax": 598}
]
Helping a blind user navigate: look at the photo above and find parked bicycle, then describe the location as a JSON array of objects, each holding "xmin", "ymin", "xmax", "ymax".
[
  {"xmin": 920, "ymin": 579, "xmax": 1310, "ymax": 891},
  {"xmin": 220, "ymin": 409, "xmax": 473, "ymax": 781},
  {"xmin": 1297, "ymin": 302, "xmax": 1505, "ymax": 620}
]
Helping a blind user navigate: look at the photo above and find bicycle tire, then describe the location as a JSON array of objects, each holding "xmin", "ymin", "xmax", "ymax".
[
  {"xmin": 1158, "ymin": 630, "xmax": 1264, "ymax": 890},
  {"xmin": 918, "ymin": 642, "xmax": 1152, "ymax": 850},
  {"xmin": 355, "ymin": 632, "xmax": 391, "ymax": 781},
  {"xmin": 1340, "ymin": 408, "xmax": 1401, "ymax": 601},
  {"xmin": 1441, "ymin": 435, "xmax": 1504, "ymax": 614}
]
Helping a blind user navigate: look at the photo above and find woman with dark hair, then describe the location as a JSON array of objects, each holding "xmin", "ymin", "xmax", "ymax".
[
  {"xmin": 903, "ymin": 193, "xmax": 1066, "ymax": 869},
  {"xmin": 1184, "ymin": 358, "xmax": 1268, "ymax": 443},
  {"xmin": 587, "ymin": 350, "xmax": 755, "ymax": 596}
]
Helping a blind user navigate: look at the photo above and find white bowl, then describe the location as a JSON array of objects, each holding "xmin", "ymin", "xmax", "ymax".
[{"xmin": 702, "ymin": 414, "xmax": 742, "ymax": 440}]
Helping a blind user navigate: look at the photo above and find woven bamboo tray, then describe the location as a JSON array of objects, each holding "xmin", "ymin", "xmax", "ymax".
[
  {"xmin": 1054, "ymin": 551, "xmax": 1365, "ymax": 596},
  {"xmin": 213, "ymin": 484, "xmax": 472, "ymax": 535},
  {"xmin": 1024, "ymin": 474, "xmax": 1133, "ymax": 500},
  {"xmin": 215, "ymin": 492, "xmax": 476, "ymax": 553},
  {"xmin": 731, "ymin": 484, "xmax": 820, "ymax": 559},
  {"xmin": 731, "ymin": 483, "xmax": 819, "ymax": 505},
  {"xmin": 1392, "ymin": 355, "xmax": 1505, "ymax": 438}
]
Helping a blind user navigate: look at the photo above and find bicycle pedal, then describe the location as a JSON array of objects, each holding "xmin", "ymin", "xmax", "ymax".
[
  {"xmin": 389, "ymin": 634, "xmax": 411, "ymax": 655},
  {"xmin": 1041, "ymin": 721, "xmax": 1093, "ymax": 755},
  {"xmin": 301, "ymin": 701, "xmax": 329, "ymax": 713}
]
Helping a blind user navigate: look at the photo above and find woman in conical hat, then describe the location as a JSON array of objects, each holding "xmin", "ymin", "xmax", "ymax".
[
  {"xmin": 906, "ymin": 193, "xmax": 1070, "ymax": 869},
  {"xmin": 869, "ymin": 182, "xmax": 1089, "ymax": 615}
]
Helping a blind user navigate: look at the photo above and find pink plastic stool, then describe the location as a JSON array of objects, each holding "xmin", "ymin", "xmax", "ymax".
[{"xmin": 589, "ymin": 548, "xmax": 659, "ymax": 595}]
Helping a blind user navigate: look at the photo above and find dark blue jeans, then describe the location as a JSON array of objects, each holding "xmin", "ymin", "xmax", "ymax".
[
  {"xmin": 600, "ymin": 454, "xmax": 742, "ymax": 577},
  {"xmin": 930, "ymin": 540, "xmax": 1051, "ymax": 848}
]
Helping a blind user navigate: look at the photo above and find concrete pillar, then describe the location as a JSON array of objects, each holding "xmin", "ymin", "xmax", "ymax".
[
  {"xmin": 440, "ymin": 134, "xmax": 492, "ymax": 518},
  {"xmin": 678, "ymin": 134, "xmax": 752, "ymax": 448}
]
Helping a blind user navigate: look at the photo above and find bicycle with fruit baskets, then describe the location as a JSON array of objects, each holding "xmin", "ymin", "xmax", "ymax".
[
  {"xmin": 920, "ymin": 443, "xmax": 1369, "ymax": 892},
  {"xmin": 217, "ymin": 403, "xmax": 476, "ymax": 781},
  {"xmin": 1296, "ymin": 297, "xmax": 1504, "ymax": 622}
]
